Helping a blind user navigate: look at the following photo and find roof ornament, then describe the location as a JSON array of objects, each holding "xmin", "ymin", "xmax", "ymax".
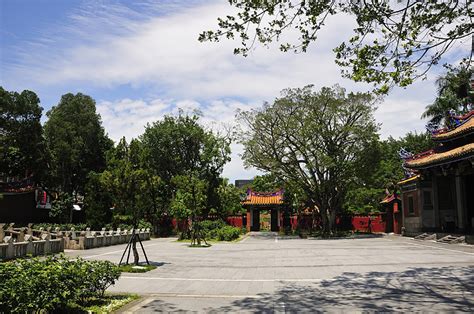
[
  {"xmin": 398, "ymin": 148, "xmax": 416, "ymax": 178},
  {"xmin": 398, "ymin": 148, "xmax": 413, "ymax": 160}
]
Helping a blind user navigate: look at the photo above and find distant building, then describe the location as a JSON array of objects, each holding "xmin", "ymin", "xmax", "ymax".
[
  {"xmin": 234, "ymin": 179, "xmax": 253, "ymax": 189},
  {"xmin": 0, "ymin": 176, "xmax": 51, "ymax": 223}
]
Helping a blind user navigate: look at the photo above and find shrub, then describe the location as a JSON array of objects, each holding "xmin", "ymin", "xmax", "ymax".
[
  {"xmin": 0, "ymin": 255, "xmax": 121, "ymax": 313},
  {"xmin": 216, "ymin": 226, "xmax": 241, "ymax": 241},
  {"xmin": 200, "ymin": 219, "xmax": 226, "ymax": 239}
]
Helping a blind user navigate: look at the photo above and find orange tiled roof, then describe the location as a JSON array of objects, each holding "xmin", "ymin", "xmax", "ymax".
[
  {"xmin": 433, "ymin": 114, "xmax": 474, "ymax": 141},
  {"xmin": 242, "ymin": 189, "xmax": 284, "ymax": 206},
  {"xmin": 405, "ymin": 142, "xmax": 474, "ymax": 169}
]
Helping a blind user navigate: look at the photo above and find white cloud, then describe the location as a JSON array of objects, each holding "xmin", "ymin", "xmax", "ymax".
[
  {"xmin": 3, "ymin": 0, "xmax": 469, "ymax": 181},
  {"xmin": 97, "ymin": 96, "xmax": 259, "ymax": 181}
]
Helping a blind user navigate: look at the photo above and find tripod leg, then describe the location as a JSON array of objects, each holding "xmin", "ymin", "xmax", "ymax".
[
  {"xmin": 137, "ymin": 233, "xmax": 150, "ymax": 265},
  {"xmin": 119, "ymin": 239, "xmax": 132, "ymax": 266}
]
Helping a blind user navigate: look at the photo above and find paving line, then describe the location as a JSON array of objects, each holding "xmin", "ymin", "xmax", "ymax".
[
  {"xmin": 387, "ymin": 238, "xmax": 474, "ymax": 256},
  {"xmin": 119, "ymin": 275, "xmax": 473, "ymax": 283}
]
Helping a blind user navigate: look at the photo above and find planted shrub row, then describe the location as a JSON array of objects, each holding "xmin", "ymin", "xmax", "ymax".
[
  {"xmin": 200, "ymin": 220, "xmax": 241, "ymax": 241},
  {"xmin": 0, "ymin": 255, "xmax": 120, "ymax": 313}
]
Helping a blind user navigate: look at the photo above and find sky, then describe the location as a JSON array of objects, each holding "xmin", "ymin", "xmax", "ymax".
[{"xmin": 1, "ymin": 0, "xmax": 471, "ymax": 183}]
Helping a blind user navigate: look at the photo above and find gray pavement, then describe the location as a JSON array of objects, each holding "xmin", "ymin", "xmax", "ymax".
[{"xmin": 65, "ymin": 232, "xmax": 474, "ymax": 312}]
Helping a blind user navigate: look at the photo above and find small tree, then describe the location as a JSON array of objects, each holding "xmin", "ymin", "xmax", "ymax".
[
  {"xmin": 49, "ymin": 192, "xmax": 74, "ymax": 223},
  {"xmin": 83, "ymin": 172, "xmax": 113, "ymax": 229},
  {"xmin": 215, "ymin": 179, "xmax": 245, "ymax": 218},
  {"xmin": 171, "ymin": 174, "xmax": 208, "ymax": 246}
]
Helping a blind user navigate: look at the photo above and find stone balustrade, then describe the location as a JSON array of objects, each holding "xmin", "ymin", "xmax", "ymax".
[
  {"xmin": 0, "ymin": 223, "xmax": 151, "ymax": 260},
  {"xmin": 64, "ymin": 227, "xmax": 151, "ymax": 250}
]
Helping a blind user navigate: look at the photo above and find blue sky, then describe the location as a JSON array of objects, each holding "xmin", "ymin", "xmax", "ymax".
[{"xmin": 1, "ymin": 0, "xmax": 471, "ymax": 182}]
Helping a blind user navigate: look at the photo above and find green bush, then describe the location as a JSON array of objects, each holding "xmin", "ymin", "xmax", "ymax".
[
  {"xmin": 0, "ymin": 255, "xmax": 120, "ymax": 313},
  {"xmin": 216, "ymin": 225, "xmax": 241, "ymax": 241},
  {"xmin": 200, "ymin": 219, "xmax": 226, "ymax": 239}
]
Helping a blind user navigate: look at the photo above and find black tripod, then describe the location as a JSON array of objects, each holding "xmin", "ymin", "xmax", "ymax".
[{"xmin": 119, "ymin": 226, "xmax": 150, "ymax": 266}]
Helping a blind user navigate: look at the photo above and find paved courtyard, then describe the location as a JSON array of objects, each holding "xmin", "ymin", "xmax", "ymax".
[{"xmin": 65, "ymin": 233, "xmax": 474, "ymax": 312}]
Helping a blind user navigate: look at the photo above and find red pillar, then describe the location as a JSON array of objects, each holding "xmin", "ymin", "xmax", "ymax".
[{"xmin": 246, "ymin": 209, "xmax": 251, "ymax": 232}]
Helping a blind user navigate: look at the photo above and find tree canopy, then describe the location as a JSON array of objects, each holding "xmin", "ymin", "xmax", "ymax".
[
  {"xmin": 422, "ymin": 62, "xmax": 473, "ymax": 130},
  {"xmin": 44, "ymin": 93, "xmax": 113, "ymax": 196},
  {"xmin": 200, "ymin": 0, "xmax": 473, "ymax": 92},
  {"xmin": 0, "ymin": 87, "xmax": 45, "ymax": 180},
  {"xmin": 238, "ymin": 85, "xmax": 379, "ymax": 233},
  {"xmin": 140, "ymin": 113, "xmax": 231, "ymax": 216}
]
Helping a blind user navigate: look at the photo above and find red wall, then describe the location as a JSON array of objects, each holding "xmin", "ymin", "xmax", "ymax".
[
  {"xmin": 351, "ymin": 215, "xmax": 386, "ymax": 233},
  {"xmin": 226, "ymin": 216, "xmax": 243, "ymax": 228}
]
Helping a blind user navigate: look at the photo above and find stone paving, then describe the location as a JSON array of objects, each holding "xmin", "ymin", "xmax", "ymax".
[{"xmin": 65, "ymin": 232, "xmax": 474, "ymax": 312}]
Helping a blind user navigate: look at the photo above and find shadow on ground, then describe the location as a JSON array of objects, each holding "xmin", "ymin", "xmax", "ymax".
[{"xmin": 142, "ymin": 266, "xmax": 474, "ymax": 312}]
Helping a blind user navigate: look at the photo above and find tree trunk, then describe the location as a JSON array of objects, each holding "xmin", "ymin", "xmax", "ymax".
[{"xmin": 132, "ymin": 236, "xmax": 139, "ymax": 265}]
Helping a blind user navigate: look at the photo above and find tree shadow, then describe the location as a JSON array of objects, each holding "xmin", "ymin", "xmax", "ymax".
[
  {"xmin": 139, "ymin": 299, "xmax": 180, "ymax": 312},
  {"xmin": 148, "ymin": 261, "xmax": 170, "ymax": 267},
  {"xmin": 208, "ymin": 266, "xmax": 474, "ymax": 312}
]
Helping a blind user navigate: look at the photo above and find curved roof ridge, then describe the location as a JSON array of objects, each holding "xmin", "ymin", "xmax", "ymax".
[{"xmin": 433, "ymin": 110, "xmax": 474, "ymax": 141}]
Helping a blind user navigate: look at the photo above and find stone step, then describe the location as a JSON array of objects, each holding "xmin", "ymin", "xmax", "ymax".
[
  {"xmin": 414, "ymin": 233, "xmax": 436, "ymax": 240},
  {"xmin": 437, "ymin": 235, "xmax": 465, "ymax": 244}
]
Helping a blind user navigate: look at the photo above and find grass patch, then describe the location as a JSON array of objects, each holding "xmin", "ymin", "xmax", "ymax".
[
  {"xmin": 119, "ymin": 264, "xmax": 157, "ymax": 273},
  {"xmin": 65, "ymin": 293, "xmax": 140, "ymax": 313},
  {"xmin": 189, "ymin": 243, "xmax": 212, "ymax": 248},
  {"xmin": 177, "ymin": 233, "xmax": 248, "ymax": 244}
]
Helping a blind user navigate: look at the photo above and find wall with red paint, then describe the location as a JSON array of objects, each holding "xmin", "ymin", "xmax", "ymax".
[
  {"xmin": 226, "ymin": 216, "xmax": 243, "ymax": 228},
  {"xmin": 351, "ymin": 215, "xmax": 386, "ymax": 233}
]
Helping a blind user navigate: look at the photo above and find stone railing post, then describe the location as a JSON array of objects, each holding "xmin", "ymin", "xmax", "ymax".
[
  {"xmin": 4, "ymin": 236, "xmax": 14, "ymax": 259},
  {"xmin": 25, "ymin": 234, "xmax": 34, "ymax": 255},
  {"xmin": 78, "ymin": 234, "xmax": 85, "ymax": 250},
  {"xmin": 123, "ymin": 229, "xmax": 129, "ymax": 243},
  {"xmin": 18, "ymin": 228, "xmax": 26, "ymax": 242},
  {"xmin": 56, "ymin": 229, "xmax": 64, "ymax": 251},
  {"xmin": 27, "ymin": 223, "xmax": 33, "ymax": 235},
  {"xmin": 41, "ymin": 232, "xmax": 51, "ymax": 254},
  {"xmin": 71, "ymin": 227, "xmax": 77, "ymax": 240},
  {"xmin": 91, "ymin": 231, "xmax": 97, "ymax": 248}
]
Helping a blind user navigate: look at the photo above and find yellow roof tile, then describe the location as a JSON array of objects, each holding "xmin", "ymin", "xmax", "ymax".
[
  {"xmin": 406, "ymin": 143, "xmax": 474, "ymax": 169},
  {"xmin": 433, "ymin": 115, "xmax": 474, "ymax": 141},
  {"xmin": 242, "ymin": 190, "xmax": 284, "ymax": 206}
]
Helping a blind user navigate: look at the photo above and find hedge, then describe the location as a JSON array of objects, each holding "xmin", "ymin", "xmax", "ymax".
[{"xmin": 0, "ymin": 255, "xmax": 120, "ymax": 312}]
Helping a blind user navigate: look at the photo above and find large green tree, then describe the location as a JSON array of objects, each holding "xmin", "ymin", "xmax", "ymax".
[
  {"xmin": 239, "ymin": 85, "xmax": 379, "ymax": 234},
  {"xmin": 140, "ymin": 113, "xmax": 231, "ymax": 217},
  {"xmin": 44, "ymin": 93, "xmax": 112, "ymax": 196},
  {"xmin": 344, "ymin": 131, "xmax": 433, "ymax": 215},
  {"xmin": 0, "ymin": 87, "xmax": 45, "ymax": 180},
  {"xmin": 200, "ymin": 1, "xmax": 472, "ymax": 92}
]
